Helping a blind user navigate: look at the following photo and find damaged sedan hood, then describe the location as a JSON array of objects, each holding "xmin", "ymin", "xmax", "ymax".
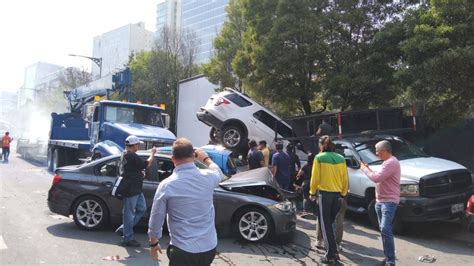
[
  {"xmin": 220, "ymin": 167, "xmax": 279, "ymax": 188},
  {"xmin": 220, "ymin": 167, "xmax": 298, "ymax": 200}
]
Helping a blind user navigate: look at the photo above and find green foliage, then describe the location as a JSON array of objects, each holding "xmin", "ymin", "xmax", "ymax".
[
  {"xmin": 204, "ymin": 0, "xmax": 472, "ymax": 129},
  {"xmin": 202, "ymin": 0, "xmax": 246, "ymax": 89},
  {"xmin": 394, "ymin": 0, "xmax": 474, "ymax": 129}
]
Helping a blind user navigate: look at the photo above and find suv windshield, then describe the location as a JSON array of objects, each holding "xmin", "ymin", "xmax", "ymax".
[
  {"xmin": 354, "ymin": 137, "xmax": 427, "ymax": 164},
  {"xmin": 104, "ymin": 105, "xmax": 164, "ymax": 127}
]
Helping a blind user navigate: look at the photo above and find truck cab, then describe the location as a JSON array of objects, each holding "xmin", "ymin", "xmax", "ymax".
[
  {"xmin": 48, "ymin": 100, "xmax": 176, "ymax": 171},
  {"xmin": 86, "ymin": 100, "xmax": 175, "ymax": 159}
]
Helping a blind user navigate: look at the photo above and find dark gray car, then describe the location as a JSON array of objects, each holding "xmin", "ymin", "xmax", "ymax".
[{"xmin": 47, "ymin": 152, "xmax": 296, "ymax": 242}]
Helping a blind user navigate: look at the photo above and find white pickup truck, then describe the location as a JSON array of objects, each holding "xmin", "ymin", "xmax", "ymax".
[{"xmin": 334, "ymin": 135, "xmax": 473, "ymax": 233}]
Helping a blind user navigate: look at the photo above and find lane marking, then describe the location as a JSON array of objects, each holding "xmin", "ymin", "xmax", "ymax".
[{"xmin": 0, "ymin": 235, "xmax": 8, "ymax": 250}]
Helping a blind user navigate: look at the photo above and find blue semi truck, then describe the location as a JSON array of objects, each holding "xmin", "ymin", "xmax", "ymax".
[{"xmin": 47, "ymin": 70, "xmax": 176, "ymax": 171}]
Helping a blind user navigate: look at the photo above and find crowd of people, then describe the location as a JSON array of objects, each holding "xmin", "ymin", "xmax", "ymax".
[{"xmin": 109, "ymin": 127, "xmax": 401, "ymax": 266}]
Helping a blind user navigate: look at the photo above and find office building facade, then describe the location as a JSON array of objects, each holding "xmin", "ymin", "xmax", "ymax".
[
  {"xmin": 156, "ymin": 0, "xmax": 229, "ymax": 64},
  {"xmin": 92, "ymin": 22, "xmax": 155, "ymax": 78},
  {"xmin": 18, "ymin": 62, "xmax": 64, "ymax": 107}
]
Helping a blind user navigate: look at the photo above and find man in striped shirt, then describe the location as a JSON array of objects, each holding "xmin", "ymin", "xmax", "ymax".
[{"xmin": 310, "ymin": 136, "xmax": 349, "ymax": 264}]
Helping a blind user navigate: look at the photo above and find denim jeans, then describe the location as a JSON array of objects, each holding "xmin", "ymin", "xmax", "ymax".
[
  {"xmin": 375, "ymin": 202, "xmax": 398, "ymax": 264},
  {"xmin": 2, "ymin": 148, "xmax": 10, "ymax": 162},
  {"xmin": 121, "ymin": 193, "xmax": 146, "ymax": 242}
]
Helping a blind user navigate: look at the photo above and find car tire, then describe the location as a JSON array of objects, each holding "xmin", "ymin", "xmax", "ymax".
[
  {"xmin": 209, "ymin": 127, "xmax": 220, "ymax": 144},
  {"xmin": 234, "ymin": 207, "xmax": 274, "ymax": 242},
  {"xmin": 220, "ymin": 125, "xmax": 246, "ymax": 149},
  {"xmin": 47, "ymin": 148, "xmax": 62, "ymax": 172},
  {"xmin": 368, "ymin": 199, "xmax": 404, "ymax": 234},
  {"xmin": 72, "ymin": 196, "xmax": 109, "ymax": 231}
]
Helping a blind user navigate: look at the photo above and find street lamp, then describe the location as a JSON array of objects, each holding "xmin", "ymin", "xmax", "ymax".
[{"xmin": 68, "ymin": 54, "xmax": 102, "ymax": 78}]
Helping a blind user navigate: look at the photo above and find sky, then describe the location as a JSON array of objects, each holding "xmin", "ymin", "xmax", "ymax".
[{"xmin": 0, "ymin": 0, "xmax": 160, "ymax": 92}]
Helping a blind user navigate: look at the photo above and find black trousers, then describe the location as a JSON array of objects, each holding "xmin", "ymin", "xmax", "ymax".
[
  {"xmin": 167, "ymin": 245, "xmax": 216, "ymax": 266},
  {"xmin": 318, "ymin": 191, "xmax": 341, "ymax": 259}
]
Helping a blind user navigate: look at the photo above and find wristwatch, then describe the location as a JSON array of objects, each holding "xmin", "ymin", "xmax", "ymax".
[{"xmin": 149, "ymin": 241, "xmax": 159, "ymax": 247}]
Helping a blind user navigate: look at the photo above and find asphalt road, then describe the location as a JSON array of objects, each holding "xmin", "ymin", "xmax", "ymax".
[{"xmin": 0, "ymin": 146, "xmax": 473, "ymax": 265}]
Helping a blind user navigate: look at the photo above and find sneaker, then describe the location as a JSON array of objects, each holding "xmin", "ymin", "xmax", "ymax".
[
  {"xmin": 316, "ymin": 241, "xmax": 325, "ymax": 250},
  {"xmin": 300, "ymin": 211, "xmax": 312, "ymax": 219},
  {"xmin": 115, "ymin": 226, "xmax": 124, "ymax": 237},
  {"xmin": 319, "ymin": 257, "xmax": 336, "ymax": 265},
  {"xmin": 120, "ymin": 240, "xmax": 140, "ymax": 247}
]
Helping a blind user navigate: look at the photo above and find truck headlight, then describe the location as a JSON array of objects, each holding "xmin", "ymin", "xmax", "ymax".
[
  {"xmin": 274, "ymin": 201, "xmax": 293, "ymax": 212},
  {"xmin": 400, "ymin": 184, "xmax": 419, "ymax": 196}
]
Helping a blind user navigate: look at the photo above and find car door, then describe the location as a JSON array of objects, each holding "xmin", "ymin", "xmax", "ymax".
[
  {"xmin": 336, "ymin": 144, "xmax": 366, "ymax": 198},
  {"xmin": 140, "ymin": 156, "xmax": 164, "ymax": 219},
  {"xmin": 96, "ymin": 159, "xmax": 123, "ymax": 222},
  {"xmin": 251, "ymin": 110, "xmax": 284, "ymax": 147}
]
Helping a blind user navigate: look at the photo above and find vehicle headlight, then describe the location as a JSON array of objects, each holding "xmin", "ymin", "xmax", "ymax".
[
  {"xmin": 274, "ymin": 201, "xmax": 293, "ymax": 212},
  {"xmin": 400, "ymin": 184, "xmax": 419, "ymax": 197}
]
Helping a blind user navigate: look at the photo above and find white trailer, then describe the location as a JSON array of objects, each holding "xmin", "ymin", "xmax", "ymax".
[{"xmin": 176, "ymin": 75, "xmax": 219, "ymax": 147}]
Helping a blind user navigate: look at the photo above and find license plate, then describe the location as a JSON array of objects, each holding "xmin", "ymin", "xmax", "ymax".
[{"xmin": 451, "ymin": 203, "xmax": 464, "ymax": 213}]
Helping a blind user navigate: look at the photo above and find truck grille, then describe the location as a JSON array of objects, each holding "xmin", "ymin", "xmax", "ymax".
[{"xmin": 419, "ymin": 170, "xmax": 472, "ymax": 197}]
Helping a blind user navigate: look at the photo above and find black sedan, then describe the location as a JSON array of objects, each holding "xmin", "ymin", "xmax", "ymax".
[{"xmin": 47, "ymin": 152, "xmax": 297, "ymax": 242}]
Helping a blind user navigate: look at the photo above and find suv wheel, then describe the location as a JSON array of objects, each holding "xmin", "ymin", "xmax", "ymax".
[
  {"xmin": 209, "ymin": 127, "xmax": 220, "ymax": 144},
  {"xmin": 220, "ymin": 125, "xmax": 245, "ymax": 149}
]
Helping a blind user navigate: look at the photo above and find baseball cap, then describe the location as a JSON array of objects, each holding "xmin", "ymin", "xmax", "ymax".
[{"xmin": 125, "ymin": 135, "xmax": 143, "ymax": 145}]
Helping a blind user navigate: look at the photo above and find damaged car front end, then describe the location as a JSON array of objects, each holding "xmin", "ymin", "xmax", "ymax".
[{"xmin": 215, "ymin": 167, "xmax": 297, "ymax": 242}]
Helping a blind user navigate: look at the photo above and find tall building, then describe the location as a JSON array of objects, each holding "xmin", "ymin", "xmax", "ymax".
[
  {"xmin": 156, "ymin": 0, "xmax": 229, "ymax": 64},
  {"xmin": 156, "ymin": 0, "xmax": 181, "ymax": 35},
  {"xmin": 18, "ymin": 62, "xmax": 63, "ymax": 107},
  {"xmin": 181, "ymin": 0, "xmax": 229, "ymax": 64},
  {"xmin": 92, "ymin": 22, "xmax": 155, "ymax": 78}
]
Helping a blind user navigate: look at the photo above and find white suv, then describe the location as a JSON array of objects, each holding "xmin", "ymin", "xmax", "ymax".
[{"xmin": 197, "ymin": 88, "xmax": 293, "ymax": 150}]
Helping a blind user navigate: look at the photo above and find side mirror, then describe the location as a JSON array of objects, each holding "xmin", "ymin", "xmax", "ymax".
[
  {"xmin": 345, "ymin": 156, "xmax": 360, "ymax": 169},
  {"xmin": 161, "ymin": 113, "xmax": 171, "ymax": 129}
]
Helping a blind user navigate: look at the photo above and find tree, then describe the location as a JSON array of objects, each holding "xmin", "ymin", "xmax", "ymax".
[
  {"xmin": 394, "ymin": 0, "xmax": 474, "ymax": 129},
  {"xmin": 233, "ymin": 0, "xmax": 329, "ymax": 115},
  {"xmin": 125, "ymin": 26, "xmax": 201, "ymax": 132},
  {"xmin": 127, "ymin": 50, "xmax": 180, "ymax": 130},
  {"xmin": 202, "ymin": 0, "xmax": 247, "ymax": 89},
  {"xmin": 321, "ymin": 0, "xmax": 405, "ymax": 111},
  {"xmin": 209, "ymin": 0, "xmax": 406, "ymax": 115},
  {"xmin": 156, "ymin": 26, "xmax": 200, "ymax": 79}
]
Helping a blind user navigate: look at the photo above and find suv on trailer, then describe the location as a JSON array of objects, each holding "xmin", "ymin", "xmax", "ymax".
[
  {"xmin": 334, "ymin": 135, "xmax": 473, "ymax": 233},
  {"xmin": 197, "ymin": 88, "xmax": 293, "ymax": 150}
]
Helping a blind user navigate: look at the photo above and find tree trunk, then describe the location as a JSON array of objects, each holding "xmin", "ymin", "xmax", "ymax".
[{"xmin": 300, "ymin": 96, "xmax": 312, "ymax": 115}]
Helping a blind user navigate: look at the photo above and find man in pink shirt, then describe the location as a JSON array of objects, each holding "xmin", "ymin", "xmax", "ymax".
[{"xmin": 360, "ymin": 140, "xmax": 400, "ymax": 266}]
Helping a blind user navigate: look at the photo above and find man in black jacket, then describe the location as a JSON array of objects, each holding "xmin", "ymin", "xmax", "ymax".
[{"xmin": 117, "ymin": 135, "xmax": 156, "ymax": 247}]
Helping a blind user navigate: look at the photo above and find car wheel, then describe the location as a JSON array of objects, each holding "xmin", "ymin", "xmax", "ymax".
[
  {"xmin": 368, "ymin": 199, "xmax": 379, "ymax": 229},
  {"xmin": 368, "ymin": 199, "xmax": 404, "ymax": 234},
  {"xmin": 47, "ymin": 148, "xmax": 53, "ymax": 171},
  {"xmin": 209, "ymin": 127, "xmax": 220, "ymax": 144},
  {"xmin": 52, "ymin": 149, "xmax": 60, "ymax": 171},
  {"xmin": 220, "ymin": 125, "xmax": 245, "ymax": 149},
  {"xmin": 235, "ymin": 207, "xmax": 273, "ymax": 242},
  {"xmin": 72, "ymin": 196, "xmax": 109, "ymax": 231}
]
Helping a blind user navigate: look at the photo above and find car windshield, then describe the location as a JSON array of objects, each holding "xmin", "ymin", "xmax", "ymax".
[
  {"xmin": 354, "ymin": 137, "xmax": 427, "ymax": 165},
  {"xmin": 104, "ymin": 105, "xmax": 164, "ymax": 127}
]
